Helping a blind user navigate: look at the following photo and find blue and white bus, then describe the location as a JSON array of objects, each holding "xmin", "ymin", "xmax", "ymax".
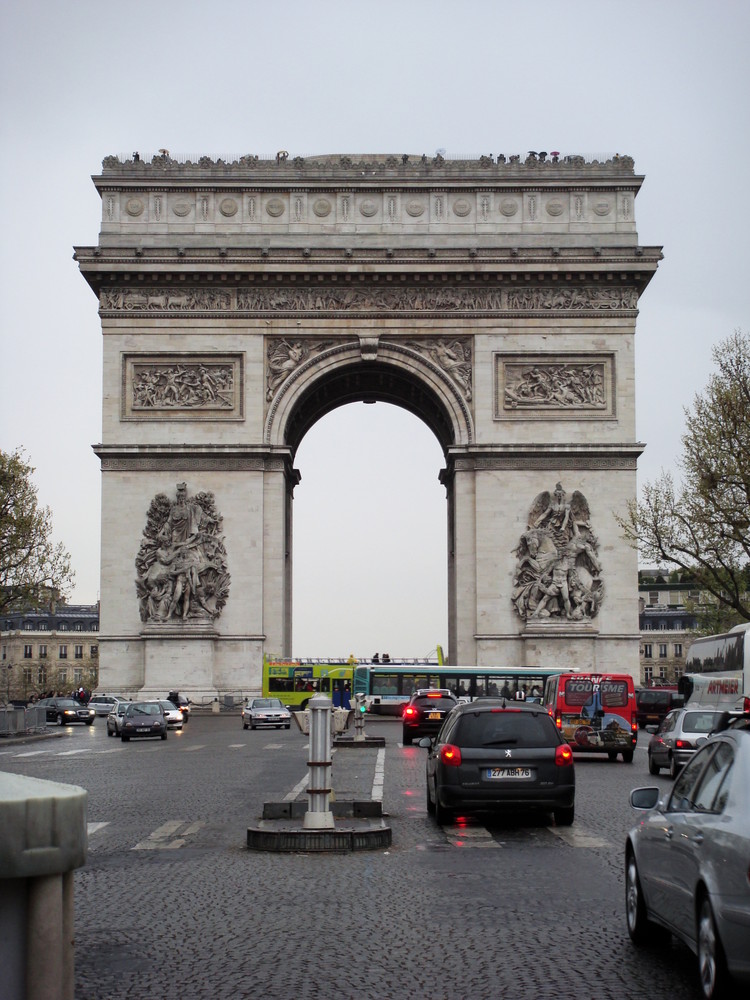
[{"xmin": 681, "ymin": 622, "xmax": 750, "ymax": 713}]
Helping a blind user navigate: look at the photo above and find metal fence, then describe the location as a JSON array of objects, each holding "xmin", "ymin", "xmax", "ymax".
[{"xmin": 0, "ymin": 706, "xmax": 48, "ymax": 737}]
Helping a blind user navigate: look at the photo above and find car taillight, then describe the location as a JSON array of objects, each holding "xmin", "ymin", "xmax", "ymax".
[
  {"xmin": 675, "ymin": 739, "xmax": 690, "ymax": 749},
  {"xmin": 555, "ymin": 743, "xmax": 573, "ymax": 766},
  {"xmin": 555, "ymin": 710, "xmax": 562, "ymax": 730},
  {"xmin": 403, "ymin": 706, "xmax": 418, "ymax": 719},
  {"xmin": 440, "ymin": 744, "xmax": 462, "ymax": 767}
]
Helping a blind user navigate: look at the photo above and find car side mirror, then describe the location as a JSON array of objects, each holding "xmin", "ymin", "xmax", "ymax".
[
  {"xmin": 645, "ymin": 724, "xmax": 658, "ymax": 734},
  {"xmin": 417, "ymin": 737, "xmax": 433, "ymax": 749},
  {"xmin": 630, "ymin": 787, "xmax": 660, "ymax": 810}
]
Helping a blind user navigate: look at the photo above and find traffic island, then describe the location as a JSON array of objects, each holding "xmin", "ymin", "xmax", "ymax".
[{"xmin": 247, "ymin": 694, "xmax": 391, "ymax": 852}]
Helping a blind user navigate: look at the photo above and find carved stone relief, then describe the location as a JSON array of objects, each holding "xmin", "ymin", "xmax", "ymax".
[
  {"xmin": 122, "ymin": 355, "xmax": 243, "ymax": 420},
  {"xmin": 404, "ymin": 338, "xmax": 472, "ymax": 400},
  {"xmin": 512, "ymin": 484, "xmax": 603, "ymax": 623},
  {"xmin": 135, "ymin": 483, "xmax": 230, "ymax": 625},
  {"xmin": 266, "ymin": 339, "xmax": 334, "ymax": 401},
  {"xmin": 496, "ymin": 354, "xmax": 615, "ymax": 421},
  {"xmin": 101, "ymin": 284, "xmax": 638, "ymax": 316}
]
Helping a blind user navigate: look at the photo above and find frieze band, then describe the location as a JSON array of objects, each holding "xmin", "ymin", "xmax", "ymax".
[{"xmin": 101, "ymin": 284, "xmax": 638, "ymax": 316}]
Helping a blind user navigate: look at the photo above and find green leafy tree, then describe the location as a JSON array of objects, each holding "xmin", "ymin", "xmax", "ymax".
[
  {"xmin": 620, "ymin": 329, "xmax": 750, "ymax": 624},
  {"xmin": 0, "ymin": 448, "xmax": 74, "ymax": 614}
]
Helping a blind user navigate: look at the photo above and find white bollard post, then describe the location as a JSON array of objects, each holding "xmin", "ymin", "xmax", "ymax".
[{"xmin": 303, "ymin": 695, "xmax": 335, "ymax": 829}]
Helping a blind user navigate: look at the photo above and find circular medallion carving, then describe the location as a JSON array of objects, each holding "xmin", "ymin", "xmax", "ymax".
[
  {"xmin": 405, "ymin": 199, "xmax": 425, "ymax": 217},
  {"xmin": 593, "ymin": 200, "xmax": 612, "ymax": 216},
  {"xmin": 312, "ymin": 198, "xmax": 332, "ymax": 218},
  {"xmin": 266, "ymin": 199, "xmax": 285, "ymax": 217},
  {"xmin": 172, "ymin": 201, "xmax": 191, "ymax": 217},
  {"xmin": 500, "ymin": 199, "xmax": 519, "ymax": 217},
  {"xmin": 359, "ymin": 199, "xmax": 378, "ymax": 217},
  {"xmin": 452, "ymin": 198, "xmax": 472, "ymax": 217},
  {"xmin": 219, "ymin": 198, "xmax": 238, "ymax": 217},
  {"xmin": 125, "ymin": 198, "xmax": 144, "ymax": 217},
  {"xmin": 546, "ymin": 200, "xmax": 564, "ymax": 217}
]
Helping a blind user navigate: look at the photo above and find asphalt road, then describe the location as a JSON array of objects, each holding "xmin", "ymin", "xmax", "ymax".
[{"xmin": 1, "ymin": 714, "xmax": 705, "ymax": 1000}]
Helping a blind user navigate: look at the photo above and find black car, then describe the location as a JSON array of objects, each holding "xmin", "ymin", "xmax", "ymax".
[
  {"xmin": 121, "ymin": 701, "xmax": 168, "ymax": 741},
  {"xmin": 402, "ymin": 689, "xmax": 458, "ymax": 745},
  {"xmin": 37, "ymin": 697, "xmax": 95, "ymax": 726},
  {"xmin": 421, "ymin": 700, "xmax": 575, "ymax": 825}
]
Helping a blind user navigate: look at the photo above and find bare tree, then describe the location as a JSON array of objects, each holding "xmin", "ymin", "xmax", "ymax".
[
  {"xmin": 0, "ymin": 448, "xmax": 74, "ymax": 614},
  {"xmin": 620, "ymin": 330, "xmax": 750, "ymax": 624}
]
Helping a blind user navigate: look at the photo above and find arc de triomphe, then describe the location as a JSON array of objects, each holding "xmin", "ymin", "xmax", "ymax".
[{"xmin": 75, "ymin": 151, "xmax": 660, "ymax": 697}]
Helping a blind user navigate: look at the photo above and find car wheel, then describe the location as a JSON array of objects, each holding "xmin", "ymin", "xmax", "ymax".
[
  {"xmin": 285, "ymin": 724, "xmax": 290, "ymax": 729},
  {"xmin": 107, "ymin": 727, "xmax": 113, "ymax": 737},
  {"xmin": 57, "ymin": 713, "xmax": 64, "ymax": 726},
  {"xmin": 403, "ymin": 730, "xmax": 413, "ymax": 746},
  {"xmin": 161, "ymin": 731, "xmax": 168, "ymax": 740},
  {"xmin": 648, "ymin": 752, "xmax": 660, "ymax": 775},
  {"xmin": 622, "ymin": 750, "xmax": 634, "ymax": 763},
  {"xmin": 250, "ymin": 723, "xmax": 255, "ymax": 730},
  {"xmin": 625, "ymin": 851, "xmax": 670, "ymax": 946},
  {"xmin": 433, "ymin": 783, "xmax": 453, "ymax": 825},
  {"xmin": 121, "ymin": 734, "xmax": 130, "ymax": 742},
  {"xmin": 86, "ymin": 720, "xmax": 94, "ymax": 726},
  {"xmin": 554, "ymin": 804, "xmax": 575, "ymax": 826},
  {"xmin": 426, "ymin": 779, "xmax": 436, "ymax": 815},
  {"xmin": 607, "ymin": 750, "xmax": 618, "ymax": 761},
  {"xmin": 242, "ymin": 722, "xmax": 248, "ymax": 730},
  {"xmin": 669, "ymin": 754, "xmax": 680, "ymax": 779},
  {"xmin": 697, "ymin": 894, "xmax": 729, "ymax": 1000}
]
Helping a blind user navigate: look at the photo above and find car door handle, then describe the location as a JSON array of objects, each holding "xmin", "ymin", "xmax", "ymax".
[
  {"xmin": 692, "ymin": 831, "xmax": 704, "ymax": 846},
  {"xmin": 665, "ymin": 826, "xmax": 674, "ymax": 840}
]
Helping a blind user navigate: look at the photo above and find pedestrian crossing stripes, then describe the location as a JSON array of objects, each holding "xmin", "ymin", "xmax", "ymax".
[{"xmin": 133, "ymin": 820, "xmax": 205, "ymax": 851}]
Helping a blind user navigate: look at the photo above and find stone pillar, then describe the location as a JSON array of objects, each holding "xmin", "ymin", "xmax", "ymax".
[{"xmin": 0, "ymin": 772, "xmax": 87, "ymax": 1000}]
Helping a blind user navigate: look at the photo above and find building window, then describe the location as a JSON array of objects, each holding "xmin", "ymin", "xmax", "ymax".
[
  {"xmin": 59, "ymin": 622, "xmax": 68, "ymax": 631},
  {"xmin": 24, "ymin": 621, "xmax": 33, "ymax": 631},
  {"xmin": 659, "ymin": 644, "xmax": 668, "ymax": 658},
  {"xmin": 90, "ymin": 645, "xmax": 98, "ymax": 658},
  {"xmin": 674, "ymin": 643, "xmax": 682, "ymax": 658},
  {"xmin": 674, "ymin": 621, "xmax": 682, "ymax": 631},
  {"xmin": 39, "ymin": 622, "xmax": 48, "ymax": 630},
  {"xmin": 57, "ymin": 668, "xmax": 68, "ymax": 687},
  {"xmin": 643, "ymin": 644, "xmax": 653, "ymax": 659},
  {"xmin": 643, "ymin": 622, "xmax": 652, "ymax": 631},
  {"xmin": 59, "ymin": 645, "xmax": 67, "ymax": 659},
  {"xmin": 39, "ymin": 644, "xmax": 47, "ymax": 658},
  {"xmin": 24, "ymin": 645, "xmax": 32, "ymax": 658},
  {"xmin": 74, "ymin": 645, "xmax": 83, "ymax": 659},
  {"xmin": 74, "ymin": 622, "xmax": 84, "ymax": 631},
  {"xmin": 92, "ymin": 621, "xmax": 99, "ymax": 632},
  {"xmin": 37, "ymin": 666, "xmax": 47, "ymax": 687},
  {"xmin": 23, "ymin": 666, "xmax": 32, "ymax": 687},
  {"xmin": 73, "ymin": 668, "xmax": 83, "ymax": 686},
  {"xmin": 1, "ymin": 645, "xmax": 6, "ymax": 660},
  {"xmin": 644, "ymin": 666, "xmax": 653, "ymax": 683},
  {"xmin": 658, "ymin": 666, "xmax": 667, "ymax": 680},
  {"xmin": 649, "ymin": 592, "xmax": 659, "ymax": 605}
]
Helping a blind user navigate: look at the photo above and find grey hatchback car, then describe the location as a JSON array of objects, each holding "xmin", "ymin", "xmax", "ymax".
[
  {"xmin": 647, "ymin": 707, "xmax": 724, "ymax": 778},
  {"xmin": 626, "ymin": 725, "xmax": 750, "ymax": 999},
  {"xmin": 421, "ymin": 700, "xmax": 575, "ymax": 826}
]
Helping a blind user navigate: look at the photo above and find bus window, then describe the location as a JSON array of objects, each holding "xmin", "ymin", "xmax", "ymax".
[
  {"xmin": 600, "ymin": 679, "xmax": 628, "ymax": 707},
  {"xmin": 269, "ymin": 677, "xmax": 293, "ymax": 693},
  {"xmin": 371, "ymin": 673, "xmax": 398, "ymax": 696}
]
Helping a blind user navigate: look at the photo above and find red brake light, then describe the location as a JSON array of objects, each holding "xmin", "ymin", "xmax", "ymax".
[
  {"xmin": 675, "ymin": 739, "xmax": 689, "ymax": 749},
  {"xmin": 555, "ymin": 710, "xmax": 562, "ymax": 729},
  {"xmin": 403, "ymin": 706, "xmax": 418, "ymax": 719},
  {"xmin": 440, "ymin": 744, "xmax": 462, "ymax": 767},
  {"xmin": 555, "ymin": 743, "xmax": 573, "ymax": 766},
  {"xmin": 425, "ymin": 692, "xmax": 442, "ymax": 698}
]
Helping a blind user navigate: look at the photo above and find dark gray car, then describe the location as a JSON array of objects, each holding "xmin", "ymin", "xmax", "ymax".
[
  {"xmin": 421, "ymin": 700, "xmax": 575, "ymax": 826},
  {"xmin": 626, "ymin": 725, "xmax": 750, "ymax": 999},
  {"xmin": 120, "ymin": 701, "xmax": 168, "ymax": 742}
]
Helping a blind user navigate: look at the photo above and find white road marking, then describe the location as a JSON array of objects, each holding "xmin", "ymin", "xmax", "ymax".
[
  {"xmin": 284, "ymin": 774, "xmax": 309, "ymax": 801},
  {"xmin": 13, "ymin": 750, "xmax": 49, "ymax": 757},
  {"xmin": 183, "ymin": 745, "xmax": 205, "ymax": 752},
  {"xmin": 88, "ymin": 822, "xmax": 109, "ymax": 836},
  {"xmin": 548, "ymin": 825, "xmax": 610, "ymax": 849},
  {"xmin": 133, "ymin": 819, "xmax": 204, "ymax": 850},
  {"xmin": 372, "ymin": 748, "xmax": 385, "ymax": 801},
  {"xmin": 264, "ymin": 743, "xmax": 284, "ymax": 750},
  {"xmin": 57, "ymin": 748, "xmax": 95, "ymax": 756},
  {"xmin": 229, "ymin": 743, "xmax": 245, "ymax": 748}
]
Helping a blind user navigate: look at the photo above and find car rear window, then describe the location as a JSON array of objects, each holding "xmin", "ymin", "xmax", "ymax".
[
  {"xmin": 415, "ymin": 696, "xmax": 456, "ymax": 711},
  {"xmin": 682, "ymin": 711, "xmax": 723, "ymax": 733},
  {"xmin": 455, "ymin": 710, "xmax": 560, "ymax": 748}
]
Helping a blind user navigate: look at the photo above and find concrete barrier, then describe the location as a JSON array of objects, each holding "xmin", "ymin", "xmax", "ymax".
[{"xmin": 0, "ymin": 772, "xmax": 88, "ymax": 1000}]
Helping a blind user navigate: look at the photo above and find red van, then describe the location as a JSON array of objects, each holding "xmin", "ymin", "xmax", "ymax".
[{"xmin": 543, "ymin": 672, "xmax": 638, "ymax": 763}]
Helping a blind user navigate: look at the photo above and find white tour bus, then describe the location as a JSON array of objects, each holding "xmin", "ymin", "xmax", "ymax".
[{"xmin": 680, "ymin": 622, "xmax": 750, "ymax": 713}]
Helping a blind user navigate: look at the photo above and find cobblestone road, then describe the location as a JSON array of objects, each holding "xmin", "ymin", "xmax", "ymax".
[{"xmin": 0, "ymin": 715, "xmax": 704, "ymax": 1000}]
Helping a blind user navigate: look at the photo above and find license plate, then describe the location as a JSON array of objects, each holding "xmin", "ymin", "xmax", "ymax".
[
  {"xmin": 427, "ymin": 712, "xmax": 441, "ymax": 720},
  {"xmin": 137, "ymin": 727, "xmax": 149, "ymax": 733},
  {"xmin": 486, "ymin": 767, "xmax": 533, "ymax": 779}
]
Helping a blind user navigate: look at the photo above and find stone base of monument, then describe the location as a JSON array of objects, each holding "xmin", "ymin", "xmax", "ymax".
[{"xmin": 247, "ymin": 799, "xmax": 391, "ymax": 852}]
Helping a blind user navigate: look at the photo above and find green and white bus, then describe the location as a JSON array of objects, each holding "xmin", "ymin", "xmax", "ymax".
[
  {"xmin": 352, "ymin": 662, "xmax": 567, "ymax": 715},
  {"xmin": 262, "ymin": 657, "xmax": 355, "ymax": 710}
]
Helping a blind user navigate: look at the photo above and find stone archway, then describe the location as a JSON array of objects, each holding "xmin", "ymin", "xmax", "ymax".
[{"xmin": 77, "ymin": 151, "xmax": 660, "ymax": 697}]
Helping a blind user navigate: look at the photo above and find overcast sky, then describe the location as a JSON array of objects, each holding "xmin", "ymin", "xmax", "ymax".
[{"xmin": 1, "ymin": 1, "xmax": 748, "ymax": 658}]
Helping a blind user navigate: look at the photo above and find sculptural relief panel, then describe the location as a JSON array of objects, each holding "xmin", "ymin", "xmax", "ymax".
[
  {"xmin": 495, "ymin": 353, "xmax": 615, "ymax": 421},
  {"xmin": 135, "ymin": 482, "xmax": 230, "ymax": 625},
  {"xmin": 121, "ymin": 354, "xmax": 243, "ymax": 421},
  {"xmin": 512, "ymin": 483, "xmax": 603, "ymax": 624}
]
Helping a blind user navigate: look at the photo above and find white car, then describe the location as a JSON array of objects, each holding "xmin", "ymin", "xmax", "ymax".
[
  {"xmin": 88, "ymin": 694, "xmax": 122, "ymax": 716},
  {"xmin": 242, "ymin": 697, "xmax": 291, "ymax": 730},
  {"xmin": 158, "ymin": 700, "xmax": 185, "ymax": 729}
]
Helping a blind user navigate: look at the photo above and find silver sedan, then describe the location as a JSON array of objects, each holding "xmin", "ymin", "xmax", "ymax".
[
  {"xmin": 647, "ymin": 707, "xmax": 724, "ymax": 778},
  {"xmin": 242, "ymin": 697, "xmax": 291, "ymax": 730},
  {"xmin": 625, "ymin": 723, "xmax": 750, "ymax": 1000}
]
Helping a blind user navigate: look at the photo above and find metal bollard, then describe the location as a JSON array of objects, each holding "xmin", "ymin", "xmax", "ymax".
[{"xmin": 303, "ymin": 695, "xmax": 335, "ymax": 829}]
